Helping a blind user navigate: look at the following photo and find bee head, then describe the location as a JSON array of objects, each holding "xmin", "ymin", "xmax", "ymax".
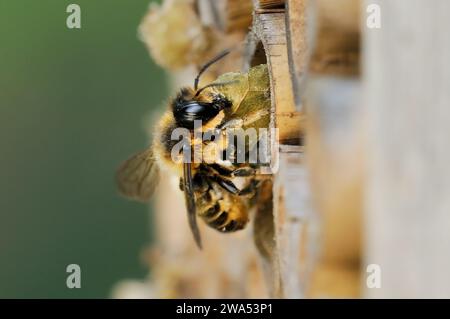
[{"xmin": 172, "ymin": 88, "xmax": 231, "ymax": 129}]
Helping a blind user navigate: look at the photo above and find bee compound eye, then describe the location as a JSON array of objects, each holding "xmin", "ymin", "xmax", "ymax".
[{"xmin": 174, "ymin": 101, "xmax": 219, "ymax": 129}]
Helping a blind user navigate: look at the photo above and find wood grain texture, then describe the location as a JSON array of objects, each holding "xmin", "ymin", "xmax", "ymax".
[
  {"xmin": 305, "ymin": 77, "xmax": 363, "ymax": 298},
  {"xmin": 130, "ymin": 0, "xmax": 366, "ymax": 299},
  {"xmin": 285, "ymin": 0, "xmax": 310, "ymax": 111},
  {"xmin": 244, "ymin": 7, "xmax": 310, "ymax": 298},
  {"xmin": 250, "ymin": 11, "xmax": 304, "ymax": 144},
  {"xmin": 364, "ymin": 0, "xmax": 450, "ymax": 298},
  {"xmin": 224, "ymin": 0, "xmax": 253, "ymax": 33},
  {"xmin": 310, "ymin": 0, "xmax": 361, "ymax": 75},
  {"xmin": 257, "ymin": 0, "xmax": 286, "ymax": 10}
]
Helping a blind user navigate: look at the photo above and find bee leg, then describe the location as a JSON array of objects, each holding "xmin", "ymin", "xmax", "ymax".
[
  {"xmin": 208, "ymin": 163, "xmax": 233, "ymax": 176},
  {"xmin": 231, "ymin": 167, "xmax": 255, "ymax": 177},
  {"xmin": 208, "ymin": 163, "xmax": 255, "ymax": 177},
  {"xmin": 211, "ymin": 175, "xmax": 240, "ymax": 195}
]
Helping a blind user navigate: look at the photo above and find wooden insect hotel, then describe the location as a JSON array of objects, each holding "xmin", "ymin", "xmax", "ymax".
[{"xmin": 113, "ymin": 0, "xmax": 450, "ymax": 299}]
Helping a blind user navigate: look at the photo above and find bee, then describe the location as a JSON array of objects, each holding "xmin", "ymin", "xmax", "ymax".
[{"xmin": 116, "ymin": 51, "xmax": 271, "ymax": 249}]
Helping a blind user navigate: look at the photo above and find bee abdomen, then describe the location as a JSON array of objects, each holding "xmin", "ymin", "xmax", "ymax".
[
  {"xmin": 196, "ymin": 179, "xmax": 249, "ymax": 233},
  {"xmin": 200, "ymin": 205, "xmax": 247, "ymax": 233},
  {"xmin": 203, "ymin": 211, "xmax": 246, "ymax": 232}
]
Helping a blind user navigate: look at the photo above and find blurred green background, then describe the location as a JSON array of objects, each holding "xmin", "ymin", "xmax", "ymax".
[{"xmin": 0, "ymin": 0, "xmax": 166, "ymax": 298}]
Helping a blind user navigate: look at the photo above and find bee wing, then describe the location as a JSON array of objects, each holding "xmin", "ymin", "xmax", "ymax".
[
  {"xmin": 183, "ymin": 162, "xmax": 202, "ymax": 249},
  {"xmin": 116, "ymin": 148, "xmax": 160, "ymax": 202}
]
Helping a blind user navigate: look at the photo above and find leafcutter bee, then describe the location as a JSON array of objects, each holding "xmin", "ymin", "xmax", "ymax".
[{"xmin": 116, "ymin": 51, "xmax": 271, "ymax": 248}]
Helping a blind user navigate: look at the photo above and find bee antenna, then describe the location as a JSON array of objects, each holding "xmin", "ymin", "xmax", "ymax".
[
  {"xmin": 194, "ymin": 49, "xmax": 231, "ymax": 91},
  {"xmin": 194, "ymin": 80, "xmax": 238, "ymax": 98}
]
